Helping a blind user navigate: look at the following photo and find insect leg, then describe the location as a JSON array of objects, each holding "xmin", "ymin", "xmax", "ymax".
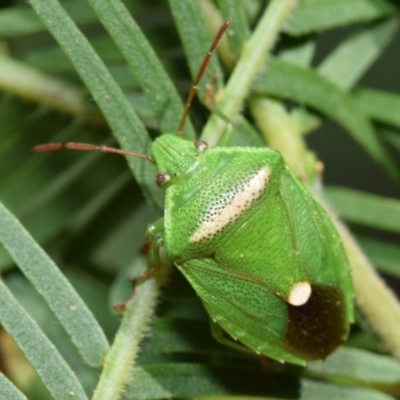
[
  {"xmin": 133, "ymin": 219, "xmax": 166, "ymax": 286},
  {"xmin": 113, "ymin": 219, "xmax": 165, "ymax": 312},
  {"xmin": 209, "ymin": 319, "xmax": 256, "ymax": 357}
]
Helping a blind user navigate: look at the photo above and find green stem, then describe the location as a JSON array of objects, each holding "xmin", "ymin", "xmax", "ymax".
[
  {"xmin": 93, "ymin": 257, "xmax": 172, "ymax": 400},
  {"xmin": 331, "ymin": 215, "xmax": 400, "ymax": 359},
  {"xmin": 201, "ymin": 0, "xmax": 298, "ymax": 146},
  {"xmin": 249, "ymin": 97, "xmax": 310, "ymax": 182},
  {"xmin": 0, "ymin": 54, "xmax": 104, "ymax": 125}
]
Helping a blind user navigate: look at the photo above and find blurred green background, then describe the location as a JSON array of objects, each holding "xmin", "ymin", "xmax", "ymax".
[{"xmin": 1, "ymin": 1, "xmax": 400, "ymax": 399}]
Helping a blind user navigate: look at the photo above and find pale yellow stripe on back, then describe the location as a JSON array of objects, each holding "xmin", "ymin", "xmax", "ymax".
[{"xmin": 190, "ymin": 167, "xmax": 270, "ymax": 243}]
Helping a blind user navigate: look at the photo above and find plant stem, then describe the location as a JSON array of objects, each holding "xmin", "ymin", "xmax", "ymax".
[
  {"xmin": 201, "ymin": 0, "xmax": 298, "ymax": 146},
  {"xmin": 93, "ymin": 257, "xmax": 172, "ymax": 400},
  {"xmin": 249, "ymin": 97, "xmax": 310, "ymax": 181},
  {"xmin": 333, "ymin": 217, "xmax": 400, "ymax": 359}
]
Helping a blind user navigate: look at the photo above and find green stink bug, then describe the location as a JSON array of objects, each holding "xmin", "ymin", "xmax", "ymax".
[
  {"xmin": 147, "ymin": 133, "xmax": 354, "ymax": 365},
  {"xmin": 35, "ymin": 19, "xmax": 353, "ymax": 366}
]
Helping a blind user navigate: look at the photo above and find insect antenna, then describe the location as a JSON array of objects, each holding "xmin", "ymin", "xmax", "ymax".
[
  {"xmin": 176, "ymin": 18, "xmax": 231, "ymax": 137},
  {"xmin": 33, "ymin": 142, "xmax": 153, "ymax": 162},
  {"xmin": 33, "ymin": 19, "xmax": 231, "ymax": 157}
]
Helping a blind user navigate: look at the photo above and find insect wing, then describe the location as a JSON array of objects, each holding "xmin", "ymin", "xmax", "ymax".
[
  {"xmin": 211, "ymin": 161, "xmax": 354, "ymax": 344},
  {"xmin": 277, "ymin": 167, "xmax": 354, "ymax": 318},
  {"xmin": 176, "ymin": 257, "xmax": 305, "ymax": 365}
]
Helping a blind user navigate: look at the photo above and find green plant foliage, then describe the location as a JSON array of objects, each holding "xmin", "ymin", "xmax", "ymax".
[{"xmin": 0, "ymin": 0, "xmax": 399, "ymax": 399}]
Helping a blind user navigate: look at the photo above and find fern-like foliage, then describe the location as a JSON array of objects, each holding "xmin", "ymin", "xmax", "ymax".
[{"xmin": 0, "ymin": 0, "xmax": 400, "ymax": 399}]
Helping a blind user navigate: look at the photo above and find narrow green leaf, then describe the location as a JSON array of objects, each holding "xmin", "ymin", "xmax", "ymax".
[
  {"xmin": 278, "ymin": 36, "xmax": 316, "ymax": 67},
  {"xmin": 383, "ymin": 127, "xmax": 400, "ymax": 153},
  {"xmin": 253, "ymin": 57, "xmax": 398, "ymax": 179},
  {"xmin": 301, "ymin": 379, "xmax": 396, "ymax": 400},
  {"xmin": 16, "ymin": 151, "xmax": 104, "ymax": 217},
  {"xmin": 0, "ymin": 372, "xmax": 27, "ymax": 400},
  {"xmin": 140, "ymin": 318, "xmax": 227, "ymax": 354},
  {"xmin": 26, "ymin": 36, "xmax": 123, "ymax": 73},
  {"xmin": 6, "ymin": 273, "xmax": 106, "ymax": 395},
  {"xmin": 87, "ymin": 0, "xmax": 195, "ymax": 139},
  {"xmin": 319, "ymin": 18, "xmax": 399, "ymax": 90},
  {"xmin": 127, "ymin": 363, "xmax": 288, "ymax": 399},
  {"xmin": 66, "ymin": 171, "xmax": 132, "ymax": 234},
  {"xmin": 325, "ymin": 187, "xmax": 400, "ymax": 234},
  {"xmin": 216, "ymin": 0, "xmax": 250, "ymax": 54},
  {"xmin": 0, "ymin": 279, "xmax": 88, "ymax": 400},
  {"xmin": 196, "ymin": 397, "xmax": 288, "ymax": 400},
  {"xmin": 308, "ymin": 347, "xmax": 400, "ymax": 390},
  {"xmin": 0, "ymin": 0, "xmax": 149, "ymax": 38},
  {"xmin": 0, "ymin": 5, "xmax": 45, "ymax": 38},
  {"xmin": 0, "ymin": 121, "xmax": 132, "ymax": 269},
  {"xmin": 128, "ymin": 364, "xmax": 228, "ymax": 399},
  {"xmin": 0, "ymin": 54, "xmax": 97, "ymax": 120},
  {"xmin": 290, "ymin": 107, "xmax": 321, "ymax": 134},
  {"xmin": 356, "ymin": 235, "xmax": 400, "ymax": 278},
  {"xmin": 29, "ymin": 0, "xmax": 163, "ymax": 208},
  {"xmin": 286, "ymin": 0, "xmax": 396, "ymax": 35},
  {"xmin": 1, "ymin": 121, "xmax": 105, "ymax": 212},
  {"xmin": 0, "ymin": 0, "xmax": 95, "ymax": 38},
  {"xmin": 0, "ymin": 202, "xmax": 109, "ymax": 367},
  {"xmin": 90, "ymin": 202, "xmax": 157, "ymax": 270},
  {"xmin": 354, "ymin": 88, "xmax": 400, "ymax": 129},
  {"xmin": 168, "ymin": 0, "xmax": 225, "ymax": 100},
  {"xmin": 0, "ymin": 155, "xmax": 128, "ymax": 272},
  {"xmin": 290, "ymin": 18, "xmax": 398, "ymax": 135}
]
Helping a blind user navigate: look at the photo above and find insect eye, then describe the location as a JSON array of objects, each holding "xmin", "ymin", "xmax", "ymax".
[
  {"xmin": 155, "ymin": 172, "xmax": 171, "ymax": 187},
  {"xmin": 194, "ymin": 140, "xmax": 208, "ymax": 153}
]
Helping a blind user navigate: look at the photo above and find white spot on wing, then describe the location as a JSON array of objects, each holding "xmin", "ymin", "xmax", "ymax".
[
  {"xmin": 190, "ymin": 167, "xmax": 270, "ymax": 243},
  {"xmin": 288, "ymin": 281, "xmax": 312, "ymax": 306}
]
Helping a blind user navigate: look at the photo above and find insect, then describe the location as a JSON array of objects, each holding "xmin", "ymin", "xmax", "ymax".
[{"xmin": 34, "ymin": 19, "xmax": 354, "ymax": 365}]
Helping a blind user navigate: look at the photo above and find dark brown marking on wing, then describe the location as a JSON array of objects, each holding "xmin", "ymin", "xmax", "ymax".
[{"xmin": 282, "ymin": 284, "xmax": 348, "ymax": 360}]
